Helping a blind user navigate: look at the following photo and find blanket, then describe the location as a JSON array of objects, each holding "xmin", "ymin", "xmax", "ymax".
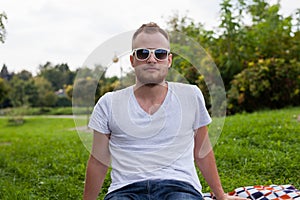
[{"xmin": 203, "ymin": 185, "xmax": 300, "ymax": 200}]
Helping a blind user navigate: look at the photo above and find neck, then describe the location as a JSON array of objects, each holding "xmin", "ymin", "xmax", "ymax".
[
  {"xmin": 134, "ymin": 81, "xmax": 168, "ymax": 101},
  {"xmin": 133, "ymin": 82, "xmax": 168, "ymax": 115}
]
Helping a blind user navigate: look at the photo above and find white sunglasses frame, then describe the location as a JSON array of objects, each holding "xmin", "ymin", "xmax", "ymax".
[{"xmin": 132, "ymin": 48, "xmax": 170, "ymax": 61}]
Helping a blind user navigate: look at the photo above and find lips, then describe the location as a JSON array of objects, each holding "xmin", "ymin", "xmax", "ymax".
[{"xmin": 144, "ymin": 67, "xmax": 159, "ymax": 71}]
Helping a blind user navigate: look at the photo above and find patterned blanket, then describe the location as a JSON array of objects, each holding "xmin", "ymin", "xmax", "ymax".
[{"xmin": 203, "ymin": 185, "xmax": 300, "ymax": 200}]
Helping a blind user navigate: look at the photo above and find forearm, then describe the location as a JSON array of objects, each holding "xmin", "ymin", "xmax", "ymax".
[
  {"xmin": 83, "ymin": 155, "xmax": 109, "ymax": 200},
  {"xmin": 195, "ymin": 150, "xmax": 225, "ymax": 200}
]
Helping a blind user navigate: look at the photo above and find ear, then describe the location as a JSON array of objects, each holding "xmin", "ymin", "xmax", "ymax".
[
  {"xmin": 130, "ymin": 54, "xmax": 134, "ymax": 68},
  {"xmin": 168, "ymin": 53, "xmax": 173, "ymax": 68}
]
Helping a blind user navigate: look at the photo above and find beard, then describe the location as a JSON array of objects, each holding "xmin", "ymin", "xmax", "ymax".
[
  {"xmin": 134, "ymin": 64, "xmax": 169, "ymax": 86},
  {"xmin": 136, "ymin": 74, "xmax": 165, "ymax": 85}
]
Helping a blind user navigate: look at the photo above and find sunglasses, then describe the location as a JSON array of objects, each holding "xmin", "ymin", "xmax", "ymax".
[{"xmin": 132, "ymin": 48, "xmax": 170, "ymax": 61}]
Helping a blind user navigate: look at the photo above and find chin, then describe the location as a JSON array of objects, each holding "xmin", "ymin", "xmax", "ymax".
[
  {"xmin": 144, "ymin": 83, "xmax": 160, "ymax": 87},
  {"xmin": 139, "ymin": 78, "xmax": 164, "ymax": 86}
]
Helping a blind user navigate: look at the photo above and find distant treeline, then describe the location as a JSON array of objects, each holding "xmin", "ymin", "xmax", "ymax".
[{"xmin": 0, "ymin": 0, "xmax": 299, "ymax": 114}]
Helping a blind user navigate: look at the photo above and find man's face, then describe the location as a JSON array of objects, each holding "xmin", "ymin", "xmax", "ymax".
[{"xmin": 130, "ymin": 32, "xmax": 172, "ymax": 85}]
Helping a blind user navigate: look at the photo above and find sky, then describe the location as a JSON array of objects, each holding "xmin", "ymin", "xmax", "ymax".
[{"xmin": 0, "ymin": 0, "xmax": 299, "ymax": 76}]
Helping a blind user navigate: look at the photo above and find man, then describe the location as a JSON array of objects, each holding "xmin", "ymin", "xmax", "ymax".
[{"xmin": 83, "ymin": 22, "xmax": 244, "ymax": 200}]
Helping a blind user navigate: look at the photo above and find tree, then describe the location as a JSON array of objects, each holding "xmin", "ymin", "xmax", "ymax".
[
  {"xmin": 0, "ymin": 12, "xmax": 7, "ymax": 43},
  {"xmin": 73, "ymin": 65, "xmax": 120, "ymax": 102},
  {"xmin": 8, "ymin": 76, "xmax": 27, "ymax": 107},
  {"xmin": 38, "ymin": 62, "xmax": 75, "ymax": 91},
  {"xmin": 72, "ymin": 77, "xmax": 98, "ymax": 124},
  {"xmin": 164, "ymin": 0, "xmax": 299, "ymax": 113},
  {"xmin": 64, "ymin": 84, "xmax": 73, "ymax": 100},
  {"xmin": 72, "ymin": 77, "xmax": 98, "ymax": 107},
  {"xmin": 24, "ymin": 79, "xmax": 39, "ymax": 107},
  {"xmin": 7, "ymin": 70, "xmax": 57, "ymax": 108},
  {"xmin": 214, "ymin": 0, "xmax": 245, "ymax": 86},
  {"xmin": 15, "ymin": 70, "xmax": 33, "ymax": 81},
  {"xmin": 9, "ymin": 70, "xmax": 39, "ymax": 107},
  {"xmin": 0, "ymin": 64, "xmax": 14, "ymax": 81},
  {"xmin": 246, "ymin": 1, "xmax": 293, "ymax": 59},
  {"xmin": 33, "ymin": 77, "xmax": 57, "ymax": 107},
  {"xmin": 0, "ymin": 78, "xmax": 9, "ymax": 105}
]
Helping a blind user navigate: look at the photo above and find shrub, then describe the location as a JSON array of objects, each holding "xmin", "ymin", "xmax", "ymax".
[
  {"xmin": 7, "ymin": 117, "xmax": 25, "ymax": 126},
  {"xmin": 227, "ymin": 58, "xmax": 300, "ymax": 114},
  {"xmin": 55, "ymin": 97, "xmax": 72, "ymax": 107}
]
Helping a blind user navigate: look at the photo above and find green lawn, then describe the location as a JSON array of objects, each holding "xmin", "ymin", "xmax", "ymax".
[
  {"xmin": 205, "ymin": 107, "xmax": 300, "ymax": 192},
  {"xmin": 0, "ymin": 107, "xmax": 299, "ymax": 199}
]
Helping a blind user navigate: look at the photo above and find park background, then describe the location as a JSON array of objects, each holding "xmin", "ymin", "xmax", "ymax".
[{"xmin": 1, "ymin": 0, "xmax": 300, "ymax": 199}]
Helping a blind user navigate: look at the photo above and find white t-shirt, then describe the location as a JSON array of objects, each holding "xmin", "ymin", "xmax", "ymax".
[{"xmin": 88, "ymin": 82, "xmax": 212, "ymax": 194}]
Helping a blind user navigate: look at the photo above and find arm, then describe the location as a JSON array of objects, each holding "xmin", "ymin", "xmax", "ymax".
[
  {"xmin": 83, "ymin": 131, "xmax": 111, "ymax": 200},
  {"xmin": 194, "ymin": 126, "xmax": 225, "ymax": 199},
  {"xmin": 194, "ymin": 126, "xmax": 247, "ymax": 200}
]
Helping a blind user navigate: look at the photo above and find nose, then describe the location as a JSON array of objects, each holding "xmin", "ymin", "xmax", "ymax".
[{"xmin": 147, "ymin": 52, "xmax": 157, "ymax": 63}]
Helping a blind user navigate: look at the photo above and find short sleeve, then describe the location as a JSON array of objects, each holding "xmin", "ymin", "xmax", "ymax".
[
  {"xmin": 192, "ymin": 85, "xmax": 212, "ymax": 130},
  {"xmin": 88, "ymin": 92, "xmax": 112, "ymax": 134}
]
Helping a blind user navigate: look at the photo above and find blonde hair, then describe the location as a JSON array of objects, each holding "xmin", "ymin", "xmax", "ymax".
[{"xmin": 132, "ymin": 22, "xmax": 169, "ymax": 49}]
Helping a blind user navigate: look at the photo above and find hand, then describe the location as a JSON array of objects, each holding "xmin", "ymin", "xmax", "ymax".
[{"xmin": 216, "ymin": 193, "xmax": 249, "ymax": 200}]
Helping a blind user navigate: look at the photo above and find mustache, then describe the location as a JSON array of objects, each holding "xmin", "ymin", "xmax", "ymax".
[{"xmin": 135, "ymin": 63, "xmax": 169, "ymax": 69}]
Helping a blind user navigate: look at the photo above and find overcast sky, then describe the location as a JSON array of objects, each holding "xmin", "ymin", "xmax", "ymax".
[{"xmin": 0, "ymin": 0, "xmax": 298, "ymax": 76}]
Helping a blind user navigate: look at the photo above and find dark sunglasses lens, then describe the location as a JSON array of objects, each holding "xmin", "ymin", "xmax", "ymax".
[
  {"xmin": 136, "ymin": 49, "xmax": 150, "ymax": 60},
  {"xmin": 154, "ymin": 49, "xmax": 168, "ymax": 60}
]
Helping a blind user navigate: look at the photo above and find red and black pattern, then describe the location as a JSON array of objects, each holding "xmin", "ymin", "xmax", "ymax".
[{"xmin": 203, "ymin": 185, "xmax": 300, "ymax": 200}]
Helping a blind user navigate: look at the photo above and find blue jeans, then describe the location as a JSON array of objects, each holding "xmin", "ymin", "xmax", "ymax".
[{"xmin": 104, "ymin": 179, "xmax": 203, "ymax": 200}]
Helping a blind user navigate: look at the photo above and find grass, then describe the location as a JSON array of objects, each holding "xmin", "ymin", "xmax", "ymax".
[
  {"xmin": 0, "ymin": 107, "xmax": 299, "ymax": 199},
  {"xmin": 0, "ymin": 106, "xmax": 91, "ymax": 116},
  {"xmin": 0, "ymin": 117, "xmax": 89, "ymax": 199},
  {"xmin": 206, "ymin": 107, "xmax": 300, "ymax": 192}
]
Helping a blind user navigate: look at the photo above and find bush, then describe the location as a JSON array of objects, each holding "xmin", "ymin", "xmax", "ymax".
[
  {"xmin": 7, "ymin": 117, "xmax": 25, "ymax": 126},
  {"xmin": 55, "ymin": 97, "xmax": 72, "ymax": 107},
  {"xmin": 227, "ymin": 58, "xmax": 300, "ymax": 114}
]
